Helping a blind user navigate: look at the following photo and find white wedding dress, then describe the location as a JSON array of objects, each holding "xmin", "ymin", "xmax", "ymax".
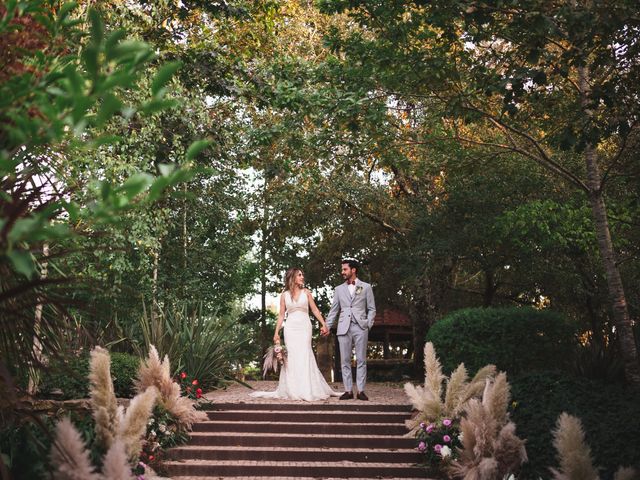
[{"xmin": 250, "ymin": 290, "xmax": 341, "ymax": 401}]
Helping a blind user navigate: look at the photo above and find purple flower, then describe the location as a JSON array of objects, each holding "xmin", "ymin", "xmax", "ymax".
[
  {"xmin": 417, "ymin": 441, "xmax": 427, "ymax": 452},
  {"xmin": 419, "ymin": 422, "xmax": 426, "ymax": 430},
  {"xmin": 443, "ymin": 434, "xmax": 451, "ymax": 443},
  {"xmin": 434, "ymin": 444, "xmax": 442, "ymax": 453},
  {"xmin": 442, "ymin": 418, "xmax": 452, "ymax": 427},
  {"xmin": 426, "ymin": 423, "xmax": 435, "ymax": 433}
]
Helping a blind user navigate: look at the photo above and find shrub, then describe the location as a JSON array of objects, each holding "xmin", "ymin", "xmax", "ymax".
[
  {"xmin": 510, "ymin": 370, "xmax": 640, "ymax": 480},
  {"xmin": 39, "ymin": 352, "xmax": 140, "ymax": 399},
  {"xmin": 110, "ymin": 352, "xmax": 140, "ymax": 398},
  {"xmin": 426, "ymin": 307, "xmax": 578, "ymax": 375},
  {"xmin": 39, "ymin": 354, "xmax": 90, "ymax": 400}
]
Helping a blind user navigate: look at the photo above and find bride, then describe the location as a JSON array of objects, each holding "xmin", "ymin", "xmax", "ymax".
[{"xmin": 251, "ymin": 268, "xmax": 341, "ymax": 401}]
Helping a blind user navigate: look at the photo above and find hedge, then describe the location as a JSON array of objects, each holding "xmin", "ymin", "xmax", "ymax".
[
  {"xmin": 39, "ymin": 351, "xmax": 140, "ymax": 399},
  {"xmin": 426, "ymin": 307, "xmax": 578, "ymax": 375},
  {"xmin": 510, "ymin": 370, "xmax": 640, "ymax": 479}
]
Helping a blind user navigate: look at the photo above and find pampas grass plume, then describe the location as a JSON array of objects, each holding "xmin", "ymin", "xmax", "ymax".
[
  {"xmin": 118, "ymin": 386, "xmax": 158, "ymax": 462},
  {"xmin": 613, "ymin": 467, "xmax": 640, "ymax": 480},
  {"xmin": 50, "ymin": 418, "xmax": 101, "ymax": 480},
  {"xmin": 89, "ymin": 346, "xmax": 118, "ymax": 450},
  {"xmin": 101, "ymin": 441, "xmax": 134, "ymax": 480},
  {"xmin": 550, "ymin": 413, "xmax": 599, "ymax": 480},
  {"xmin": 424, "ymin": 342, "xmax": 444, "ymax": 400},
  {"xmin": 444, "ymin": 363, "xmax": 468, "ymax": 414},
  {"xmin": 483, "ymin": 372, "xmax": 510, "ymax": 425}
]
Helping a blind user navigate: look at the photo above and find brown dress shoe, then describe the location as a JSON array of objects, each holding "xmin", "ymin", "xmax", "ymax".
[
  {"xmin": 357, "ymin": 391, "xmax": 369, "ymax": 401},
  {"xmin": 339, "ymin": 391, "xmax": 354, "ymax": 400}
]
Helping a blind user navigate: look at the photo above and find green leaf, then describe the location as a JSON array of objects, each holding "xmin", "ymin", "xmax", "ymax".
[
  {"xmin": 56, "ymin": 2, "xmax": 78, "ymax": 26},
  {"xmin": 185, "ymin": 140, "xmax": 212, "ymax": 162},
  {"xmin": 89, "ymin": 9, "xmax": 104, "ymax": 45},
  {"xmin": 119, "ymin": 173, "xmax": 154, "ymax": 199},
  {"xmin": 7, "ymin": 217, "xmax": 41, "ymax": 243},
  {"xmin": 147, "ymin": 176, "xmax": 170, "ymax": 202},
  {"xmin": 82, "ymin": 44, "xmax": 99, "ymax": 80},
  {"xmin": 7, "ymin": 251, "xmax": 36, "ymax": 279},
  {"xmin": 105, "ymin": 29, "xmax": 127, "ymax": 59},
  {"xmin": 96, "ymin": 93, "xmax": 123, "ymax": 126},
  {"xmin": 151, "ymin": 61, "xmax": 182, "ymax": 97},
  {"xmin": 139, "ymin": 98, "xmax": 178, "ymax": 115}
]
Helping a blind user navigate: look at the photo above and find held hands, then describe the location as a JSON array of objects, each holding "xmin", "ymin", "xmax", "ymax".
[{"xmin": 320, "ymin": 325, "xmax": 330, "ymax": 337}]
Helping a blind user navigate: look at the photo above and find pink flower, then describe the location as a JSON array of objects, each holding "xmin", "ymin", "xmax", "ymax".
[
  {"xmin": 417, "ymin": 441, "xmax": 427, "ymax": 452},
  {"xmin": 180, "ymin": 372, "xmax": 187, "ymax": 379},
  {"xmin": 443, "ymin": 434, "xmax": 451, "ymax": 443},
  {"xmin": 426, "ymin": 423, "xmax": 435, "ymax": 433},
  {"xmin": 192, "ymin": 379, "xmax": 199, "ymax": 386},
  {"xmin": 434, "ymin": 444, "xmax": 442, "ymax": 453},
  {"xmin": 442, "ymin": 418, "xmax": 452, "ymax": 427},
  {"xmin": 419, "ymin": 422, "xmax": 426, "ymax": 430}
]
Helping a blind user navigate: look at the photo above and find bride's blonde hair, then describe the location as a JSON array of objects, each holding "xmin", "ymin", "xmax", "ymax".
[{"xmin": 283, "ymin": 268, "xmax": 303, "ymax": 294}]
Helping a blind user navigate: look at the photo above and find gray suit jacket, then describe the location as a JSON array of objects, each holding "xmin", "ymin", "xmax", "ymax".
[{"xmin": 325, "ymin": 279, "xmax": 376, "ymax": 335}]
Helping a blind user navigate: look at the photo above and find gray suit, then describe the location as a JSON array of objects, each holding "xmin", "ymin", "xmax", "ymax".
[{"xmin": 325, "ymin": 279, "xmax": 376, "ymax": 393}]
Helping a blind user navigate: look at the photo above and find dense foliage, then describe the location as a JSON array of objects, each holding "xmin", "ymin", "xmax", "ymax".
[
  {"xmin": 2, "ymin": 0, "xmax": 639, "ymax": 475},
  {"xmin": 426, "ymin": 307, "xmax": 579, "ymax": 375},
  {"xmin": 510, "ymin": 371, "xmax": 640, "ymax": 479},
  {"xmin": 38, "ymin": 352, "xmax": 139, "ymax": 400}
]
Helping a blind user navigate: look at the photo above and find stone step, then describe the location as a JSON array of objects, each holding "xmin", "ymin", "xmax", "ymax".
[
  {"xmin": 188, "ymin": 432, "xmax": 416, "ymax": 449},
  {"xmin": 192, "ymin": 420, "xmax": 407, "ymax": 435},
  {"xmin": 162, "ymin": 460, "xmax": 426, "ymax": 478},
  {"xmin": 205, "ymin": 402, "xmax": 412, "ymax": 412},
  {"xmin": 169, "ymin": 446, "xmax": 421, "ymax": 463},
  {"xmin": 206, "ymin": 409, "xmax": 410, "ymax": 423}
]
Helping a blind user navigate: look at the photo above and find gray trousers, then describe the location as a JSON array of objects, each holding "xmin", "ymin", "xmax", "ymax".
[{"xmin": 338, "ymin": 322, "xmax": 369, "ymax": 393}]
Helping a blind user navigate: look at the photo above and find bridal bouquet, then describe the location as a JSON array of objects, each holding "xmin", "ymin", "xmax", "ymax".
[{"xmin": 262, "ymin": 343, "xmax": 288, "ymax": 377}]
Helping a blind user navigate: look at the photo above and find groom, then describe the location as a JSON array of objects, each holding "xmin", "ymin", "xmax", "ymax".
[{"xmin": 323, "ymin": 258, "xmax": 376, "ymax": 400}]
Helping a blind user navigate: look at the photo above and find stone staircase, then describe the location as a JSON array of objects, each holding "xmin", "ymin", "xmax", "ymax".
[{"xmin": 164, "ymin": 401, "xmax": 429, "ymax": 479}]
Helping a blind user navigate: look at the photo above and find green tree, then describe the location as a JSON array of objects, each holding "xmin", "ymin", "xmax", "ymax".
[{"xmin": 318, "ymin": 0, "xmax": 640, "ymax": 385}]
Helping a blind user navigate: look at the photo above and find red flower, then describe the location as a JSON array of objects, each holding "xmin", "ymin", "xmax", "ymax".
[
  {"xmin": 148, "ymin": 454, "xmax": 154, "ymax": 461},
  {"xmin": 191, "ymin": 379, "xmax": 199, "ymax": 386},
  {"xmin": 180, "ymin": 372, "xmax": 187, "ymax": 379},
  {"xmin": 196, "ymin": 388, "xmax": 203, "ymax": 397}
]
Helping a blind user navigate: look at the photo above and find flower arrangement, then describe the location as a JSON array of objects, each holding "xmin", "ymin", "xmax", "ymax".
[
  {"xmin": 262, "ymin": 342, "xmax": 288, "ymax": 377},
  {"xmin": 415, "ymin": 418, "xmax": 462, "ymax": 475},
  {"xmin": 138, "ymin": 405, "xmax": 190, "ymax": 472},
  {"xmin": 176, "ymin": 371, "xmax": 203, "ymax": 400}
]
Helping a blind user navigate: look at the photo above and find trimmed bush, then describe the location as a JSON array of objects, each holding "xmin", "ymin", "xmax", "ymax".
[
  {"xmin": 426, "ymin": 307, "xmax": 578, "ymax": 375},
  {"xmin": 110, "ymin": 351, "xmax": 141, "ymax": 398},
  {"xmin": 39, "ymin": 351, "xmax": 139, "ymax": 399},
  {"xmin": 510, "ymin": 370, "xmax": 640, "ymax": 479}
]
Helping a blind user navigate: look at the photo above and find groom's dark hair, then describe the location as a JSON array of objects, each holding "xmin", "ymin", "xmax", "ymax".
[{"xmin": 341, "ymin": 257, "xmax": 360, "ymax": 273}]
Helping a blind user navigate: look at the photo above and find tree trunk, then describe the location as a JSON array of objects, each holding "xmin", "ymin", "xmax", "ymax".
[
  {"xmin": 579, "ymin": 65, "xmax": 640, "ymax": 387},
  {"xmin": 151, "ymin": 246, "xmax": 159, "ymax": 326},
  {"xmin": 259, "ymin": 177, "xmax": 270, "ymax": 366},
  {"xmin": 27, "ymin": 242, "xmax": 49, "ymax": 395},
  {"xmin": 483, "ymin": 268, "xmax": 496, "ymax": 307}
]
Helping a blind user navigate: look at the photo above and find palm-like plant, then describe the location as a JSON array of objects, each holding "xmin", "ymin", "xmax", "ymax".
[
  {"xmin": 137, "ymin": 302, "xmax": 248, "ymax": 389},
  {"xmin": 404, "ymin": 342, "xmax": 496, "ymax": 433}
]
